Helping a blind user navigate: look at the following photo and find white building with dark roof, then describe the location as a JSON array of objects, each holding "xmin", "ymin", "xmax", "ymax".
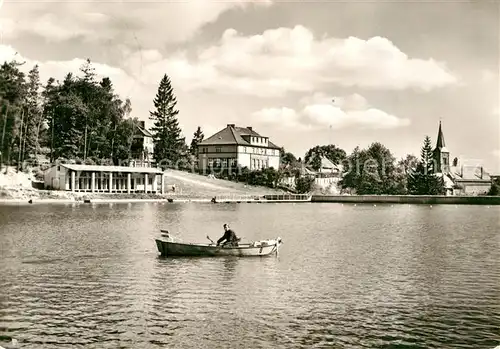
[
  {"xmin": 43, "ymin": 163, "xmax": 165, "ymax": 194},
  {"xmin": 129, "ymin": 121, "xmax": 155, "ymax": 168},
  {"xmin": 197, "ymin": 124, "xmax": 281, "ymax": 171}
]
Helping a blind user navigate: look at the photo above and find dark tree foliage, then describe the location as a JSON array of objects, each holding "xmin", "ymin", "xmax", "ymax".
[
  {"xmin": 304, "ymin": 144, "xmax": 346, "ymax": 171},
  {"xmin": 0, "ymin": 58, "xmax": 139, "ymax": 168},
  {"xmin": 407, "ymin": 136, "xmax": 445, "ymax": 195},
  {"xmin": 149, "ymin": 74, "xmax": 186, "ymax": 169},
  {"xmin": 340, "ymin": 142, "xmax": 406, "ymax": 195},
  {"xmin": 189, "ymin": 126, "xmax": 204, "ymax": 156}
]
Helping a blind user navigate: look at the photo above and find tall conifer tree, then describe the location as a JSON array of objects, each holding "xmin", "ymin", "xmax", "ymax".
[
  {"xmin": 408, "ymin": 136, "xmax": 445, "ymax": 195},
  {"xmin": 149, "ymin": 74, "xmax": 185, "ymax": 168}
]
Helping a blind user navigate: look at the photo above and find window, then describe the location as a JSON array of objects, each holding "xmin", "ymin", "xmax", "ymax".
[
  {"xmin": 216, "ymin": 147, "xmax": 221, "ymax": 153},
  {"xmin": 444, "ymin": 157, "xmax": 448, "ymax": 165},
  {"xmin": 208, "ymin": 159, "xmax": 214, "ymax": 166},
  {"xmin": 252, "ymin": 159, "xmax": 256, "ymax": 169},
  {"xmin": 230, "ymin": 158, "xmax": 237, "ymax": 166},
  {"xmin": 221, "ymin": 159, "xmax": 228, "ymax": 167},
  {"xmin": 215, "ymin": 159, "xmax": 221, "ymax": 167},
  {"xmin": 202, "ymin": 147, "xmax": 208, "ymax": 153}
]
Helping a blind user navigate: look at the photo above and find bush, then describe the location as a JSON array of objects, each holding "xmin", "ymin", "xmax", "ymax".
[
  {"xmin": 295, "ymin": 176, "xmax": 315, "ymax": 193},
  {"xmin": 488, "ymin": 178, "xmax": 500, "ymax": 196}
]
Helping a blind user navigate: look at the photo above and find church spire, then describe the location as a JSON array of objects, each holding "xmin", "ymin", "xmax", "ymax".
[{"xmin": 436, "ymin": 121, "xmax": 445, "ymax": 149}]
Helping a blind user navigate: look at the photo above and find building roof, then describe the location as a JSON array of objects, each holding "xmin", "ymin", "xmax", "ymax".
[
  {"xmin": 60, "ymin": 164, "xmax": 163, "ymax": 174},
  {"xmin": 435, "ymin": 121, "xmax": 446, "ymax": 149},
  {"xmin": 448, "ymin": 165, "xmax": 491, "ymax": 181},
  {"xmin": 437, "ymin": 173, "xmax": 455, "ymax": 189},
  {"xmin": 198, "ymin": 124, "xmax": 281, "ymax": 149},
  {"xmin": 135, "ymin": 125, "xmax": 153, "ymax": 138},
  {"xmin": 321, "ymin": 157, "xmax": 337, "ymax": 169}
]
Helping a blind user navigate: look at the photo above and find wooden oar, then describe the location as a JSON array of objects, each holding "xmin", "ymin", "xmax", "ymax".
[{"xmin": 206, "ymin": 235, "xmax": 215, "ymax": 245}]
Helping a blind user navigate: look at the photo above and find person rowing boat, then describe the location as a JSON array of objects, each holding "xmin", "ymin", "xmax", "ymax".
[{"xmin": 217, "ymin": 223, "xmax": 240, "ymax": 247}]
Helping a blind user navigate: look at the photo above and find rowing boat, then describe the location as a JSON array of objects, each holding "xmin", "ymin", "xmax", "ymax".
[{"xmin": 154, "ymin": 231, "xmax": 282, "ymax": 257}]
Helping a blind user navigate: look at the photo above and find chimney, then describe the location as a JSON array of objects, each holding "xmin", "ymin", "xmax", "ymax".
[
  {"xmin": 481, "ymin": 167, "xmax": 484, "ymax": 179},
  {"xmin": 140, "ymin": 121, "xmax": 145, "ymax": 128},
  {"xmin": 247, "ymin": 126, "xmax": 253, "ymax": 131},
  {"xmin": 227, "ymin": 124, "xmax": 235, "ymax": 128}
]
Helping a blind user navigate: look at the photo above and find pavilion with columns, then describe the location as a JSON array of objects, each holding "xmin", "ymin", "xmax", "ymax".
[{"xmin": 43, "ymin": 163, "xmax": 165, "ymax": 194}]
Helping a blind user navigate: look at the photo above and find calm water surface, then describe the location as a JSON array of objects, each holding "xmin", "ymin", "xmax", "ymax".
[{"xmin": 0, "ymin": 202, "xmax": 499, "ymax": 349}]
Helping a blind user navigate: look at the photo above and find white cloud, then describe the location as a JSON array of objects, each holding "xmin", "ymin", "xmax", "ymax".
[
  {"xmin": 253, "ymin": 93, "xmax": 410, "ymax": 130},
  {"xmin": 253, "ymin": 107, "xmax": 311, "ymax": 130},
  {"xmin": 481, "ymin": 69, "xmax": 497, "ymax": 83},
  {"xmin": 0, "ymin": 44, "xmax": 141, "ymax": 100},
  {"xmin": 1, "ymin": 9, "xmax": 458, "ymax": 98},
  {"xmin": 0, "ymin": 0, "xmax": 270, "ymax": 45},
  {"xmin": 137, "ymin": 25, "xmax": 458, "ymax": 97}
]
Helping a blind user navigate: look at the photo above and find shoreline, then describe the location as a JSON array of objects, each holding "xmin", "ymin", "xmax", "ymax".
[
  {"xmin": 0, "ymin": 196, "xmax": 214, "ymax": 204},
  {"xmin": 1, "ymin": 194, "xmax": 499, "ymax": 205},
  {"xmin": 311, "ymin": 194, "xmax": 500, "ymax": 205}
]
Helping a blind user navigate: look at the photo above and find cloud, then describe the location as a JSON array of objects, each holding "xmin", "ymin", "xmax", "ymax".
[
  {"xmin": 0, "ymin": 0, "xmax": 270, "ymax": 45},
  {"xmin": 1, "ymin": 9, "xmax": 458, "ymax": 98},
  {"xmin": 252, "ymin": 107, "xmax": 310, "ymax": 130},
  {"xmin": 136, "ymin": 25, "xmax": 458, "ymax": 97},
  {"xmin": 0, "ymin": 44, "xmax": 141, "ymax": 100},
  {"xmin": 481, "ymin": 69, "xmax": 497, "ymax": 83},
  {"xmin": 253, "ymin": 93, "xmax": 410, "ymax": 130}
]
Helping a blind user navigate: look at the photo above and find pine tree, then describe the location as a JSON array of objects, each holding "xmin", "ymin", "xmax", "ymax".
[
  {"xmin": 420, "ymin": 135, "xmax": 434, "ymax": 175},
  {"xmin": 23, "ymin": 65, "xmax": 43, "ymax": 164},
  {"xmin": 189, "ymin": 126, "xmax": 204, "ymax": 156},
  {"xmin": 149, "ymin": 74, "xmax": 185, "ymax": 168},
  {"xmin": 0, "ymin": 60, "xmax": 27, "ymax": 171},
  {"xmin": 408, "ymin": 136, "xmax": 445, "ymax": 195},
  {"xmin": 41, "ymin": 77, "xmax": 57, "ymax": 162}
]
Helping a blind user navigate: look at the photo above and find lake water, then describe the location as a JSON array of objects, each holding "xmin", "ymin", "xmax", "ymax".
[{"xmin": 0, "ymin": 202, "xmax": 499, "ymax": 349}]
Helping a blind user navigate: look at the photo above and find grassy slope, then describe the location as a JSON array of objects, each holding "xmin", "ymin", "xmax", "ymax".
[{"xmin": 163, "ymin": 169, "xmax": 288, "ymax": 197}]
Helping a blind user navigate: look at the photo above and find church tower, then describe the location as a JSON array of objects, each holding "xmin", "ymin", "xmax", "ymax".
[{"xmin": 433, "ymin": 121, "xmax": 450, "ymax": 174}]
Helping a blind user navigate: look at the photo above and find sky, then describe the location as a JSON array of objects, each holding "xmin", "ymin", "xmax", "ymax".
[{"xmin": 0, "ymin": 0, "xmax": 499, "ymax": 172}]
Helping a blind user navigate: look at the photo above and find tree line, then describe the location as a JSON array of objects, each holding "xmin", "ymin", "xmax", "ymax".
[
  {"xmin": 0, "ymin": 59, "xmax": 203, "ymax": 172},
  {"xmin": 2, "ymin": 58, "xmax": 492, "ymax": 196},
  {"xmin": 278, "ymin": 137, "xmax": 447, "ymax": 195}
]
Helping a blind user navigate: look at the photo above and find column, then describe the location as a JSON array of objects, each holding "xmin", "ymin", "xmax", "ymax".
[
  {"xmin": 153, "ymin": 174, "xmax": 158, "ymax": 193},
  {"xmin": 71, "ymin": 171, "xmax": 75, "ymax": 192},
  {"xmin": 161, "ymin": 174, "xmax": 165, "ymax": 194},
  {"xmin": 91, "ymin": 172, "xmax": 95, "ymax": 192},
  {"xmin": 127, "ymin": 173, "xmax": 131, "ymax": 194},
  {"xmin": 144, "ymin": 173, "xmax": 149, "ymax": 193},
  {"xmin": 109, "ymin": 172, "xmax": 113, "ymax": 193}
]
